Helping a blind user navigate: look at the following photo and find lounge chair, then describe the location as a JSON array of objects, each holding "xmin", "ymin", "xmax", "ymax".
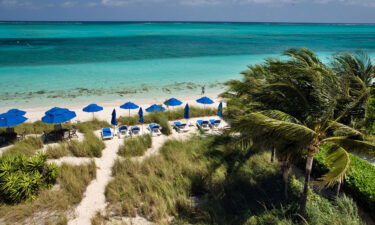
[
  {"xmin": 209, "ymin": 119, "xmax": 221, "ymax": 129},
  {"xmin": 172, "ymin": 121, "xmax": 188, "ymax": 132},
  {"xmin": 196, "ymin": 120, "xmax": 210, "ymax": 131},
  {"xmin": 69, "ymin": 125, "xmax": 78, "ymax": 139},
  {"xmin": 148, "ymin": 123, "xmax": 162, "ymax": 136},
  {"xmin": 101, "ymin": 128, "xmax": 114, "ymax": 140},
  {"xmin": 130, "ymin": 126, "xmax": 141, "ymax": 136},
  {"xmin": 118, "ymin": 125, "xmax": 129, "ymax": 137}
]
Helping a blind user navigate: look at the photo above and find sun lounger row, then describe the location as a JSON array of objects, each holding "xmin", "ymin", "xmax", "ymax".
[
  {"xmin": 101, "ymin": 119, "xmax": 222, "ymax": 139},
  {"xmin": 196, "ymin": 119, "xmax": 221, "ymax": 131}
]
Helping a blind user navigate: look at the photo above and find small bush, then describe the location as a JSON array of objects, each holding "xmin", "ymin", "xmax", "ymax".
[
  {"xmin": 68, "ymin": 132, "xmax": 105, "ymax": 158},
  {"xmin": 118, "ymin": 135, "xmax": 152, "ymax": 158},
  {"xmin": 313, "ymin": 147, "xmax": 375, "ymax": 214},
  {"xmin": 45, "ymin": 143, "xmax": 70, "ymax": 159},
  {"xmin": 76, "ymin": 119, "xmax": 111, "ymax": 133},
  {"xmin": 3, "ymin": 136, "xmax": 43, "ymax": 157},
  {"xmin": 0, "ymin": 161, "xmax": 96, "ymax": 224},
  {"xmin": 0, "ymin": 153, "xmax": 59, "ymax": 204},
  {"xmin": 58, "ymin": 161, "xmax": 96, "ymax": 204}
]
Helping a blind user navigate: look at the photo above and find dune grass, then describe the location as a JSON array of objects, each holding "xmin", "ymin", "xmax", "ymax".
[
  {"xmin": 75, "ymin": 119, "xmax": 111, "ymax": 133},
  {"xmin": 45, "ymin": 131, "xmax": 105, "ymax": 159},
  {"xmin": 0, "ymin": 161, "xmax": 96, "ymax": 224},
  {"xmin": 104, "ymin": 135, "xmax": 364, "ymax": 225},
  {"xmin": 118, "ymin": 135, "xmax": 152, "ymax": 158},
  {"xmin": 2, "ymin": 136, "xmax": 43, "ymax": 157}
]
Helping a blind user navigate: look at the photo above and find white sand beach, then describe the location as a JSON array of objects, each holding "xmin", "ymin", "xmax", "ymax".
[{"xmin": 12, "ymin": 94, "xmax": 223, "ymax": 123}]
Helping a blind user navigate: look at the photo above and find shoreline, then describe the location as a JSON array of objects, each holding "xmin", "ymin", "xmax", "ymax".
[{"xmin": 16, "ymin": 93, "xmax": 224, "ymax": 123}]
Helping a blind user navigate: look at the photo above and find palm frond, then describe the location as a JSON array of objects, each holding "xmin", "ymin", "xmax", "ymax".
[
  {"xmin": 232, "ymin": 112, "xmax": 316, "ymax": 148},
  {"xmin": 327, "ymin": 121, "xmax": 364, "ymax": 139},
  {"xmin": 314, "ymin": 145, "xmax": 350, "ymax": 188},
  {"xmin": 261, "ymin": 110, "xmax": 302, "ymax": 124},
  {"xmin": 323, "ymin": 136, "xmax": 375, "ymax": 158}
]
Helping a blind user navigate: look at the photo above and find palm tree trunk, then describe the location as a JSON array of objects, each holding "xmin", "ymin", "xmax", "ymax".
[
  {"xmin": 335, "ymin": 181, "xmax": 342, "ymax": 197},
  {"xmin": 281, "ymin": 161, "xmax": 290, "ymax": 200},
  {"xmin": 271, "ymin": 147, "xmax": 276, "ymax": 162},
  {"xmin": 299, "ymin": 151, "xmax": 314, "ymax": 216}
]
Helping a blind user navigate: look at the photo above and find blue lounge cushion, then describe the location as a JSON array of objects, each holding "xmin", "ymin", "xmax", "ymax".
[
  {"xmin": 119, "ymin": 125, "xmax": 128, "ymax": 131},
  {"xmin": 149, "ymin": 123, "xmax": 160, "ymax": 129},
  {"xmin": 131, "ymin": 126, "xmax": 140, "ymax": 131},
  {"xmin": 102, "ymin": 128, "xmax": 112, "ymax": 137},
  {"xmin": 174, "ymin": 121, "xmax": 182, "ymax": 126}
]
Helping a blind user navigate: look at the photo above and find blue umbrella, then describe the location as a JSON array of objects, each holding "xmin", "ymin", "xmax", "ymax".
[
  {"xmin": 196, "ymin": 96, "xmax": 214, "ymax": 105},
  {"xmin": 217, "ymin": 102, "xmax": 223, "ymax": 117},
  {"xmin": 138, "ymin": 107, "xmax": 144, "ymax": 123},
  {"xmin": 7, "ymin": 108, "xmax": 26, "ymax": 116},
  {"xmin": 111, "ymin": 109, "xmax": 117, "ymax": 126},
  {"xmin": 0, "ymin": 113, "xmax": 28, "ymax": 127},
  {"xmin": 83, "ymin": 104, "xmax": 103, "ymax": 119},
  {"xmin": 164, "ymin": 98, "xmax": 183, "ymax": 107},
  {"xmin": 83, "ymin": 104, "xmax": 103, "ymax": 113},
  {"xmin": 120, "ymin": 101, "xmax": 139, "ymax": 117},
  {"xmin": 42, "ymin": 107, "xmax": 76, "ymax": 124},
  {"xmin": 184, "ymin": 104, "xmax": 190, "ymax": 119},
  {"xmin": 146, "ymin": 104, "xmax": 166, "ymax": 113}
]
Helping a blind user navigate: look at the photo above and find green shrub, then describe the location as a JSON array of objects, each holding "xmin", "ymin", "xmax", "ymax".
[
  {"xmin": 3, "ymin": 136, "xmax": 43, "ymax": 157},
  {"xmin": 118, "ymin": 135, "xmax": 152, "ymax": 158},
  {"xmin": 0, "ymin": 153, "xmax": 59, "ymax": 204},
  {"xmin": 313, "ymin": 147, "xmax": 375, "ymax": 214},
  {"xmin": 45, "ymin": 143, "xmax": 70, "ymax": 159},
  {"xmin": 76, "ymin": 119, "xmax": 111, "ymax": 133},
  {"xmin": 0, "ymin": 161, "xmax": 96, "ymax": 224},
  {"xmin": 147, "ymin": 113, "xmax": 172, "ymax": 135},
  {"xmin": 68, "ymin": 132, "xmax": 105, "ymax": 158}
]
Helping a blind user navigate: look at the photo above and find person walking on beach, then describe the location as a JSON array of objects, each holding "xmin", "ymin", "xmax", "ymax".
[{"xmin": 201, "ymin": 85, "xmax": 205, "ymax": 95}]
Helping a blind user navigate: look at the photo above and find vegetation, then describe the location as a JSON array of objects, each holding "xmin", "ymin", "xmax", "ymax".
[
  {"xmin": 0, "ymin": 161, "xmax": 96, "ymax": 224},
  {"xmin": 118, "ymin": 135, "xmax": 152, "ymax": 158},
  {"xmin": 312, "ymin": 147, "xmax": 375, "ymax": 213},
  {"xmin": 0, "ymin": 153, "xmax": 58, "ymax": 204},
  {"xmin": 104, "ymin": 135, "xmax": 364, "ymax": 224},
  {"xmin": 222, "ymin": 48, "xmax": 375, "ymax": 215},
  {"xmin": 2, "ymin": 136, "xmax": 43, "ymax": 157},
  {"xmin": 75, "ymin": 119, "xmax": 111, "ymax": 133},
  {"xmin": 45, "ymin": 131, "xmax": 105, "ymax": 158}
]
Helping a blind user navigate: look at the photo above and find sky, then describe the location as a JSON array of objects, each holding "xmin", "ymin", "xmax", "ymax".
[{"xmin": 0, "ymin": 0, "xmax": 375, "ymax": 23}]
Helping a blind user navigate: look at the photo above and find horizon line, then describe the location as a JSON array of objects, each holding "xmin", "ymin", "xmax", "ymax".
[{"xmin": 1, "ymin": 20, "xmax": 375, "ymax": 25}]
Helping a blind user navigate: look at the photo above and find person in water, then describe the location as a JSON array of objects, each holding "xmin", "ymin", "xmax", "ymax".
[{"xmin": 201, "ymin": 85, "xmax": 205, "ymax": 95}]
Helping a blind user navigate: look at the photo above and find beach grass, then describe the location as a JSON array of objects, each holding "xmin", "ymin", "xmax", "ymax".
[
  {"xmin": 45, "ymin": 142, "xmax": 70, "ymax": 159},
  {"xmin": 104, "ymin": 135, "xmax": 364, "ymax": 224},
  {"xmin": 117, "ymin": 135, "xmax": 152, "ymax": 158},
  {"xmin": 2, "ymin": 136, "xmax": 43, "ymax": 157},
  {"xmin": 45, "ymin": 131, "xmax": 105, "ymax": 159},
  {"xmin": 0, "ymin": 161, "xmax": 96, "ymax": 224},
  {"xmin": 75, "ymin": 119, "xmax": 111, "ymax": 133}
]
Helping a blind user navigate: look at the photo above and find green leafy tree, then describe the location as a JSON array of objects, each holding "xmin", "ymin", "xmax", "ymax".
[{"xmin": 223, "ymin": 48, "xmax": 375, "ymax": 216}]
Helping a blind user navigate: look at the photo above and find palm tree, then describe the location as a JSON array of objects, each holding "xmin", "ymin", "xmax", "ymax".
[
  {"xmin": 223, "ymin": 48, "xmax": 375, "ymax": 216},
  {"xmin": 332, "ymin": 51, "xmax": 375, "ymax": 127},
  {"xmin": 232, "ymin": 111, "xmax": 375, "ymax": 215}
]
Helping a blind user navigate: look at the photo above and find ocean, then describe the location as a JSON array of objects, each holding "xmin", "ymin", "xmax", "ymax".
[{"xmin": 0, "ymin": 22, "xmax": 375, "ymax": 108}]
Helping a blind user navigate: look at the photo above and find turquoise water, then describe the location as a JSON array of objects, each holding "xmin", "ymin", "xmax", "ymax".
[{"xmin": 0, "ymin": 22, "xmax": 375, "ymax": 108}]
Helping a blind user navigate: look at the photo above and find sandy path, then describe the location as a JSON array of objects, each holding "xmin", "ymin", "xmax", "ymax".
[{"xmin": 68, "ymin": 136, "xmax": 122, "ymax": 225}]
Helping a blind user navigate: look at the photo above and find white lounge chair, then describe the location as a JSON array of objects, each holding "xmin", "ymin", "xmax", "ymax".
[
  {"xmin": 196, "ymin": 120, "xmax": 210, "ymax": 131},
  {"xmin": 209, "ymin": 119, "xmax": 221, "ymax": 129},
  {"xmin": 118, "ymin": 125, "xmax": 129, "ymax": 137},
  {"xmin": 148, "ymin": 123, "xmax": 162, "ymax": 136},
  {"xmin": 101, "ymin": 128, "xmax": 114, "ymax": 140},
  {"xmin": 130, "ymin": 126, "xmax": 141, "ymax": 136},
  {"xmin": 172, "ymin": 121, "xmax": 188, "ymax": 133}
]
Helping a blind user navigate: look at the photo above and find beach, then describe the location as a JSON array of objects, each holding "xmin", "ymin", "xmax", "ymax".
[{"xmin": 14, "ymin": 93, "xmax": 223, "ymax": 123}]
